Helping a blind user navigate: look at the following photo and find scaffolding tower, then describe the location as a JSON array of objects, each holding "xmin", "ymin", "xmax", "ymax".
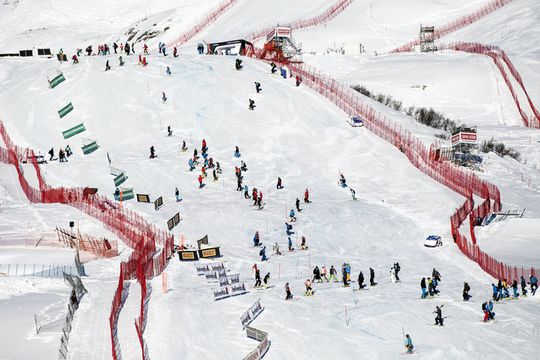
[{"xmin": 419, "ymin": 25, "xmax": 437, "ymax": 52}]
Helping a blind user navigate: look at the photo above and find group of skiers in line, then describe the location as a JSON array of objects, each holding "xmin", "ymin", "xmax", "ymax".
[
  {"xmin": 45, "ymin": 145, "xmax": 73, "ymax": 163},
  {"xmin": 491, "ymin": 275, "xmax": 538, "ymax": 301},
  {"xmin": 420, "ymin": 268, "xmax": 442, "ymax": 299}
]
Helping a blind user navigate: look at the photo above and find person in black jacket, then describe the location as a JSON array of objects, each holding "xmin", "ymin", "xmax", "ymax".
[
  {"xmin": 421, "ymin": 277, "xmax": 427, "ymax": 298},
  {"xmin": 369, "ymin": 267, "xmax": 377, "ymax": 286},
  {"xmin": 358, "ymin": 272, "xmax": 366, "ymax": 289},
  {"xmin": 463, "ymin": 282, "xmax": 471, "ymax": 301},
  {"xmin": 434, "ymin": 305, "xmax": 444, "ymax": 326}
]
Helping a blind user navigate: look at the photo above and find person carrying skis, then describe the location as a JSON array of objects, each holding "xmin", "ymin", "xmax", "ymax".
[
  {"xmin": 328, "ymin": 265, "xmax": 339, "ymax": 282},
  {"xmin": 253, "ymin": 231, "xmax": 260, "ymax": 247},
  {"xmin": 434, "ymin": 305, "xmax": 444, "ymax": 326},
  {"xmin": 421, "ymin": 277, "xmax": 427, "ymax": 299},
  {"xmin": 313, "ymin": 266, "xmax": 322, "ymax": 283},
  {"xmin": 463, "ymin": 282, "xmax": 471, "ymax": 301},
  {"xmin": 277, "ymin": 177, "xmax": 283, "ymax": 189},
  {"xmin": 254, "ymin": 268, "xmax": 262, "ymax": 288},
  {"xmin": 289, "ymin": 209, "xmax": 297, "ymax": 222},
  {"xmin": 285, "ymin": 282, "xmax": 293, "ymax": 300},
  {"xmin": 369, "ymin": 267, "xmax": 376, "ymax": 286},
  {"xmin": 248, "ymin": 99, "xmax": 255, "ymax": 110},
  {"xmin": 175, "ymin": 187, "xmax": 181, "ymax": 202},
  {"xmin": 404, "ymin": 334, "xmax": 414, "ymax": 354},
  {"xmin": 255, "ymin": 82, "xmax": 262, "ymax": 93},
  {"xmin": 304, "ymin": 279, "xmax": 313, "ymax": 296},
  {"xmin": 304, "ymin": 188, "xmax": 310, "ymax": 203},
  {"xmin": 259, "ymin": 246, "xmax": 267, "ymax": 261},
  {"xmin": 358, "ymin": 271, "xmax": 366, "ymax": 289},
  {"xmin": 321, "ymin": 266, "xmax": 329, "ymax": 282},
  {"xmin": 295, "ymin": 198, "xmax": 301, "ymax": 212},
  {"xmin": 263, "ymin": 272, "xmax": 270, "ymax": 288}
]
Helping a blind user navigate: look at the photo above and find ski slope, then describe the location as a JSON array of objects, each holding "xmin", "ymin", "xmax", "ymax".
[{"xmin": 1, "ymin": 1, "xmax": 539, "ymax": 359}]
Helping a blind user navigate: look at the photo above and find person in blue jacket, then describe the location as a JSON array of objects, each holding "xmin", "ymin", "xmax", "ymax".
[
  {"xmin": 530, "ymin": 275, "xmax": 538, "ymax": 295},
  {"xmin": 253, "ymin": 231, "xmax": 260, "ymax": 247},
  {"xmin": 288, "ymin": 237, "xmax": 294, "ymax": 251},
  {"xmin": 404, "ymin": 334, "xmax": 414, "ymax": 354},
  {"xmin": 259, "ymin": 246, "xmax": 267, "ymax": 261},
  {"xmin": 188, "ymin": 158, "xmax": 195, "ymax": 171},
  {"xmin": 289, "ymin": 209, "xmax": 297, "ymax": 222},
  {"xmin": 285, "ymin": 223, "xmax": 294, "ymax": 235},
  {"xmin": 491, "ymin": 283, "xmax": 499, "ymax": 301},
  {"xmin": 487, "ymin": 300, "xmax": 495, "ymax": 319}
]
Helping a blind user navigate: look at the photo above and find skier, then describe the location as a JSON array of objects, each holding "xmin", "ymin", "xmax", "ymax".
[
  {"xmin": 272, "ymin": 242, "xmax": 282, "ymax": 255},
  {"xmin": 201, "ymin": 139, "xmax": 207, "ymax": 152},
  {"xmin": 288, "ymin": 237, "xmax": 294, "ymax": 251},
  {"xmin": 244, "ymin": 185, "xmax": 250, "ymax": 199},
  {"xmin": 105, "ymin": 60, "xmax": 111, "ymax": 71},
  {"xmin": 339, "ymin": 174, "xmax": 347, "ymax": 187},
  {"xmin": 255, "ymin": 82, "xmax": 262, "ymax": 94},
  {"xmin": 240, "ymin": 160, "xmax": 247, "ymax": 172},
  {"xmin": 149, "ymin": 146, "xmax": 156, "ymax": 158},
  {"xmin": 428, "ymin": 278, "xmax": 436, "ymax": 296},
  {"xmin": 350, "ymin": 188, "xmax": 357, "ymax": 200},
  {"xmin": 65, "ymin": 145, "xmax": 72, "ymax": 157},
  {"xmin": 342, "ymin": 263, "xmax": 349, "ymax": 287},
  {"xmin": 520, "ymin": 275, "xmax": 528, "ymax": 296},
  {"xmin": 235, "ymin": 58, "xmax": 243, "ymax": 70},
  {"xmin": 328, "ymin": 265, "xmax": 339, "ymax": 282},
  {"xmin": 511, "ymin": 280, "xmax": 519, "ymax": 298},
  {"xmin": 432, "ymin": 268, "xmax": 441, "ymax": 282},
  {"xmin": 300, "ymin": 236, "xmax": 308, "ymax": 250},
  {"xmin": 358, "ymin": 271, "xmax": 366, "ymax": 289},
  {"xmin": 304, "ymin": 278, "xmax": 314, "ymax": 296},
  {"xmin": 198, "ymin": 174, "xmax": 204, "ymax": 189},
  {"xmin": 404, "ymin": 334, "xmax": 414, "ymax": 354},
  {"xmin": 72, "ymin": 54, "xmax": 79, "ymax": 64},
  {"xmin": 390, "ymin": 266, "xmax": 397, "ymax": 283},
  {"xmin": 254, "ymin": 268, "xmax": 262, "ymax": 288},
  {"xmin": 431, "ymin": 277, "xmax": 440, "ymax": 295},
  {"xmin": 167, "ymin": 126, "xmax": 173, "ymax": 137},
  {"xmin": 213, "ymin": 169, "xmax": 218, "ymax": 182},
  {"xmin": 263, "ymin": 272, "xmax": 270, "ymax": 288},
  {"xmin": 216, "ymin": 161, "xmax": 222, "ymax": 174},
  {"xmin": 162, "ymin": 91, "xmax": 167, "ymax": 103},
  {"xmin": 304, "ymin": 188, "xmax": 310, "ymax": 203},
  {"xmin": 463, "ymin": 282, "xmax": 471, "ymax": 301},
  {"xmin": 313, "ymin": 266, "xmax": 322, "ymax": 283},
  {"xmin": 48, "ymin": 147, "xmax": 54, "ymax": 161},
  {"xmin": 125, "ymin": 42, "xmax": 131, "ymax": 55},
  {"xmin": 143, "ymin": 43, "xmax": 148, "ymax": 54},
  {"xmin": 175, "ymin": 187, "xmax": 181, "ymax": 202},
  {"xmin": 285, "ymin": 282, "xmax": 293, "ymax": 300},
  {"xmin": 487, "ymin": 300, "xmax": 495, "ymax": 319},
  {"xmin": 530, "ymin": 274, "xmax": 538, "ymax": 295},
  {"xmin": 253, "ymin": 231, "xmax": 260, "ymax": 247},
  {"xmin": 285, "ymin": 222, "xmax": 294, "ymax": 236},
  {"xmin": 394, "ymin": 262, "xmax": 401, "ymax": 281},
  {"xmin": 252, "ymin": 188, "xmax": 258, "ymax": 205},
  {"xmin": 119, "ymin": 56, "xmax": 125, "ymax": 66},
  {"xmin": 433, "ymin": 305, "xmax": 444, "ymax": 326},
  {"xmin": 173, "ymin": 47, "xmax": 178, "ymax": 58},
  {"xmin": 482, "ymin": 302, "xmax": 490, "ymax": 322},
  {"xmin": 421, "ymin": 277, "xmax": 427, "ymax": 299},
  {"xmin": 289, "ymin": 209, "xmax": 297, "ymax": 222},
  {"xmin": 114, "ymin": 188, "xmax": 120, "ymax": 201},
  {"xmin": 257, "ymin": 191, "xmax": 263, "ymax": 209},
  {"xmin": 188, "ymin": 158, "xmax": 195, "ymax": 171},
  {"xmin": 248, "ymin": 99, "xmax": 256, "ymax": 110},
  {"xmin": 259, "ymin": 246, "xmax": 267, "ymax": 261},
  {"xmin": 237, "ymin": 177, "xmax": 243, "ymax": 192},
  {"xmin": 166, "ymin": 66, "xmax": 171, "ymax": 75},
  {"xmin": 295, "ymin": 75, "xmax": 302, "ymax": 87},
  {"xmin": 321, "ymin": 266, "xmax": 329, "ymax": 282},
  {"xmin": 234, "ymin": 146, "xmax": 241, "ymax": 158},
  {"xmin": 276, "ymin": 177, "xmax": 283, "ymax": 189},
  {"xmin": 59, "ymin": 149, "xmax": 66, "ymax": 162},
  {"xmin": 113, "ymin": 42, "xmax": 118, "ymax": 54},
  {"xmin": 197, "ymin": 43, "xmax": 204, "ymax": 54},
  {"xmin": 295, "ymin": 198, "xmax": 301, "ymax": 212},
  {"xmin": 369, "ymin": 267, "xmax": 377, "ymax": 286},
  {"xmin": 270, "ymin": 62, "xmax": 277, "ymax": 74},
  {"xmin": 491, "ymin": 283, "xmax": 499, "ymax": 301}
]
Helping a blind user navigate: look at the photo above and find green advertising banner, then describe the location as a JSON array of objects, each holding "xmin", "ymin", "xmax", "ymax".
[
  {"xmin": 81, "ymin": 141, "xmax": 99, "ymax": 155},
  {"xmin": 120, "ymin": 188, "xmax": 134, "ymax": 201},
  {"xmin": 113, "ymin": 172, "xmax": 127, "ymax": 187},
  {"xmin": 58, "ymin": 103, "xmax": 74, "ymax": 118},
  {"xmin": 62, "ymin": 123, "xmax": 86, "ymax": 139},
  {"xmin": 49, "ymin": 73, "xmax": 65, "ymax": 89}
]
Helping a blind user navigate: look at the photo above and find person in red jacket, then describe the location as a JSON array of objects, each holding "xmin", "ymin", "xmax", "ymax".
[
  {"xmin": 304, "ymin": 188, "xmax": 310, "ymax": 203},
  {"xmin": 198, "ymin": 174, "xmax": 204, "ymax": 188},
  {"xmin": 252, "ymin": 188, "xmax": 258, "ymax": 205},
  {"xmin": 72, "ymin": 55, "xmax": 79, "ymax": 64},
  {"xmin": 202, "ymin": 139, "xmax": 207, "ymax": 152}
]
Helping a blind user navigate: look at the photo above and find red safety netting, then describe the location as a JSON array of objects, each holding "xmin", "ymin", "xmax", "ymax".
[
  {"xmin": 0, "ymin": 120, "xmax": 174, "ymax": 360},
  {"xmin": 281, "ymin": 63, "xmax": 537, "ymax": 282},
  {"xmin": 390, "ymin": 0, "xmax": 514, "ymax": 53},
  {"xmin": 246, "ymin": 0, "xmax": 353, "ymax": 43},
  {"xmin": 166, "ymin": 0, "xmax": 238, "ymax": 48},
  {"xmin": 440, "ymin": 42, "xmax": 540, "ymax": 128}
]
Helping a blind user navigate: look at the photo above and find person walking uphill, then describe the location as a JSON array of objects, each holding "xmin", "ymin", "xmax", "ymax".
[{"xmin": 434, "ymin": 305, "xmax": 444, "ymax": 326}]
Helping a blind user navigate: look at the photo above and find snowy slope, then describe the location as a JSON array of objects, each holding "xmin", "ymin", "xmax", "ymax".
[{"xmin": 1, "ymin": 1, "xmax": 540, "ymax": 359}]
